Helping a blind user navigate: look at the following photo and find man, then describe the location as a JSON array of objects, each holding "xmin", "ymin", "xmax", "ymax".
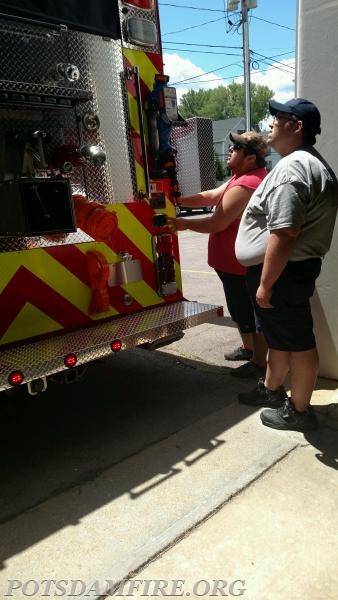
[
  {"xmin": 235, "ymin": 98, "xmax": 338, "ymax": 432},
  {"xmin": 168, "ymin": 131, "xmax": 268, "ymax": 373}
]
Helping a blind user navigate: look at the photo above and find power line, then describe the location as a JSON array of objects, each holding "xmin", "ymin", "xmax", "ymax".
[
  {"xmin": 163, "ymin": 42, "xmax": 295, "ymax": 71},
  {"xmin": 251, "ymin": 15, "xmax": 295, "ymax": 32},
  {"xmin": 159, "ymin": 2, "xmax": 224, "ymax": 12},
  {"xmin": 164, "ymin": 57, "xmax": 294, "ymax": 88},
  {"xmin": 169, "ymin": 63, "xmax": 242, "ymax": 86},
  {"xmin": 164, "ymin": 41, "xmax": 242, "ymax": 50},
  {"xmin": 160, "ymin": 3, "xmax": 296, "ymax": 33},
  {"xmin": 172, "ymin": 62, "xmax": 293, "ymax": 87},
  {"xmin": 251, "ymin": 51, "xmax": 295, "ymax": 74},
  {"xmin": 162, "ymin": 16, "xmax": 225, "ymax": 36},
  {"xmin": 163, "ymin": 47, "xmax": 242, "ymax": 56},
  {"xmin": 163, "ymin": 46, "xmax": 294, "ymax": 76}
]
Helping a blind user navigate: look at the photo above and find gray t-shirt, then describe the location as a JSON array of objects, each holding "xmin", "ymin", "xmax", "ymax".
[{"xmin": 235, "ymin": 147, "xmax": 338, "ymax": 266}]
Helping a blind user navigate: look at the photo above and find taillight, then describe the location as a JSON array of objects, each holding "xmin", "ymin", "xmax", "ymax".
[
  {"xmin": 122, "ymin": 0, "xmax": 154, "ymax": 9},
  {"xmin": 111, "ymin": 340, "xmax": 122, "ymax": 353},
  {"xmin": 8, "ymin": 370, "xmax": 24, "ymax": 386},
  {"xmin": 217, "ymin": 307, "xmax": 224, "ymax": 317},
  {"xmin": 125, "ymin": 17, "xmax": 158, "ymax": 46},
  {"xmin": 64, "ymin": 353, "xmax": 77, "ymax": 368}
]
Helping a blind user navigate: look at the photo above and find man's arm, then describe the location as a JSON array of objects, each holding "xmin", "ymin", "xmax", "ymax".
[
  {"xmin": 168, "ymin": 185, "xmax": 253, "ymax": 233},
  {"xmin": 256, "ymin": 227, "xmax": 301, "ymax": 308}
]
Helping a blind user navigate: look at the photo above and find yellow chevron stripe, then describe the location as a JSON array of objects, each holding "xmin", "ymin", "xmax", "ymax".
[
  {"xmin": 76, "ymin": 241, "xmax": 163, "ymax": 305},
  {"xmin": 117, "ymin": 204, "xmax": 153, "ymax": 260},
  {"xmin": 123, "ymin": 280, "xmax": 163, "ymax": 306},
  {"xmin": 0, "ymin": 246, "xmax": 120, "ymax": 316},
  {"xmin": 1, "ymin": 304, "xmax": 63, "ymax": 345},
  {"xmin": 126, "ymin": 93, "xmax": 146, "ymax": 193},
  {"xmin": 128, "ymin": 93, "xmax": 140, "ymax": 136},
  {"xmin": 174, "ymin": 259, "xmax": 182, "ymax": 292},
  {"xmin": 135, "ymin": 160, "xmax": 146, "ymax": 193},
  {"xmin": 123, "ymin": 48, "xmax": 158, "ymax": 91}
]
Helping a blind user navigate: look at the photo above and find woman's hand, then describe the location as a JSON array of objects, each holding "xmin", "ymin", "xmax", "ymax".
[{"xmin": 167, "ymin": 217, "xmax": 187, "ymax": 232}]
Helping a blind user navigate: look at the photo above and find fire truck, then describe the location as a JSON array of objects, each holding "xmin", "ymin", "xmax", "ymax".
[{"xmin": 0, "ymin": 0, "xmax": 222, "ymax": 394}]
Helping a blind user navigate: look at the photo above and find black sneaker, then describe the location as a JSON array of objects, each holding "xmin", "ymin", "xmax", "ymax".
[
  {"xmin": 224, "ymin": 346, "xmax": 253, "ymax": 361},
  {"xmin": 230, "ymin": 362, "xmax": 266, "ymax": 379},
  {"xmin": 238, "ymin": 378, "xmax": 288, "ymax": 407},
  {"xmin": 260, "ymin": 398, "xmax": 318, "ymax": 432}
]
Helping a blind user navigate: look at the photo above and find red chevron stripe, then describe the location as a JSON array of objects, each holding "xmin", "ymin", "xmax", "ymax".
[
  {"xmin": 124, "ymin": 56, "xmax": 153, "ymax": 100},
  {"xmin": 125, "ymin": 201, "xmax": 181, "ymax": 267},
  {"xmin": 107, "ymin": 284, "xmax": 142, "ymax": 313},
  {"xmin": 44, "ymin": 245, "xmax": 90, "ymax": 286},
  {"xmin": 131, "ymin": 131, "xmax": 145, "ymax": 167},
  {"xmin": 0, "ymin": 266, "xmax": 92, "ymax": 339},
  {"xmin": 145, "ymin": 51, "xmax": 163, "ymax": 75},
  {"xmin": 44, "ymin": 244, "xmax": 140, "ymax": 315}
]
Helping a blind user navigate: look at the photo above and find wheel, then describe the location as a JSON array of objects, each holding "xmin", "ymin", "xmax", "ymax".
[
  {"xmin": 203, "ymin": 206, "xmax": 213, "ymax": 213},
  {"xmin": 175, "ymin": 204, "xmax": 182, "ymax": 216}
]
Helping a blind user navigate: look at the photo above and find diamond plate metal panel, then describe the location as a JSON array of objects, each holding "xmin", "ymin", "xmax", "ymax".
[
  {"xmin": 0, "ymin": 16, "xmax": 137, "ymax": 252},
  {"xmin": 0, "ymin": 301, "xmax": 221, "ymax": 391},
  {"xmin": 171, "ymin": 117, "xmax": 216, "ymax": 196}
]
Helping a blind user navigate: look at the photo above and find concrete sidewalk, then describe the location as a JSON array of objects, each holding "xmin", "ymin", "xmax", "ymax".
[
  {"xmin": 124, "ymin": 229, "xmax": 338, "ymax": 600},
  {"xmin": 129, "ymin": 429, "xmax": 338, "ymax": 600},
  {"xmin": 134, "ymin": 328, "xmax": 338, "ymax": 600}
]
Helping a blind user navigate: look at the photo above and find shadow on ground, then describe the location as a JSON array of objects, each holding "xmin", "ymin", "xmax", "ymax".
[{"xmin": 0, "ymin": 348, "xmax": 337, "ymax": 569}]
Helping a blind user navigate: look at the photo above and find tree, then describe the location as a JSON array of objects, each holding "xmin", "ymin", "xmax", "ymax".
[
  {"xmin": 214, "ymin": 152, "xmax": 226, "ymax": 181},
  {"xmin": 179, "ymin": 82, "xmax": 273, "ymax": 128}
]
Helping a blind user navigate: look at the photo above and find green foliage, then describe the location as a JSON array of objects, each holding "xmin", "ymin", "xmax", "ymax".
[
  {"xmin": 179, "ymin": 82, "xmax": 273, "ymax": 128},
  {"xmin": 214, "ymin": 153, "xmax": 226, "ymax": 181}
]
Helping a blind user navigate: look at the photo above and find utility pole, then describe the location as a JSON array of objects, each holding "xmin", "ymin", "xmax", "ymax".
[
  {"xmin": 226, "ymin": 0, "xmax": 257, "ymax": 131},
  {"xmin": 241, "ymin": 0, "xmax": 251, "ymax": 130}
]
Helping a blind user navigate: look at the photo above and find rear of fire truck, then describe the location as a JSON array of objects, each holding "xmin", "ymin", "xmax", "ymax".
[{"xmin": 0, "ymin": 0, "xmax": 222, "ymax": 394}]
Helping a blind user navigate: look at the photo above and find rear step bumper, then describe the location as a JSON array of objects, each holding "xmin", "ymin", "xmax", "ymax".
[{"xmin": 0, "ymin": 301, "xmax": 222, "ymax": 391}]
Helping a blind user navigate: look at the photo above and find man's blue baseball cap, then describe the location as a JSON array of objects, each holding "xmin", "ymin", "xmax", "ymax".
[{"xmin": 269, "ymin": 98, "xmax": 321, "ymax": 134}]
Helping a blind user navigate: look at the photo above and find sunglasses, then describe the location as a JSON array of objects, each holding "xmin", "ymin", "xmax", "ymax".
[
  {"xmin": 232, "ymin": 142, "xmax": 246, "ymax": 151},
  {"xmin": 231, "ymin": 142, "xmax": 257, "ymax": 156}
]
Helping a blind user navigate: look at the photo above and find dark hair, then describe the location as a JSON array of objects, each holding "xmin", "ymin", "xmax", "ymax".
[
  {"xmin": 301, "ymin": 123, "xmax": 317, "ymax": 146},
  {"xmin": 243, "ymin": 147, "xmax": 266, "ymax": 168},
  {"xmin": 255, "ymin": 155, "xmax": 267, "ymax": 168}
]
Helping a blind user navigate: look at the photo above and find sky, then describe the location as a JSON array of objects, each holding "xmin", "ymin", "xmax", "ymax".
[{"xmin": 157, "ymin": 0, "xmax": 296, "ymax": 121}]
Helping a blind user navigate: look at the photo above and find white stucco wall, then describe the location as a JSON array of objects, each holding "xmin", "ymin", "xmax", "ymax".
[{"xmin": 297, "ymin": 0, "xmax": 338, "ymax": 379}]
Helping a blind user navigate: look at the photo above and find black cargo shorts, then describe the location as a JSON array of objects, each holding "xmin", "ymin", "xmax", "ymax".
[{"xmin": 246, "ymin": 258, "xmax": 322, "ymax": 351}]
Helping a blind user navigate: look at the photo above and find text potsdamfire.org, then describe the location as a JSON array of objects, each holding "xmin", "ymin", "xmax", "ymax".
[{"xmin": 5, "ymin": 578, "xmax": 246, "ymax": 597}]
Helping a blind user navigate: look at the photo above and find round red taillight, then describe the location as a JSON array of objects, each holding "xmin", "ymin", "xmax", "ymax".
[
  {"xmin": 111, "ymin": 339, "xmax": 122, "ymax": 353},
  {"xmin": 64, "ymin": 353, "xmax": 78, "ymax": 368},
  {"xmin": 8, "ymin": 370, "xmax": 24, "ymax": 386},
  {"xmin": 217, "ymin": 306, "xmax": 224, "ymax": 317}
]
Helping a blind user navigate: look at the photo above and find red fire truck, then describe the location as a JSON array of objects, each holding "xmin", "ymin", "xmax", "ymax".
[{"xmin": 0, "ymin": 0, "xmax": 222, "ymax": 394}]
